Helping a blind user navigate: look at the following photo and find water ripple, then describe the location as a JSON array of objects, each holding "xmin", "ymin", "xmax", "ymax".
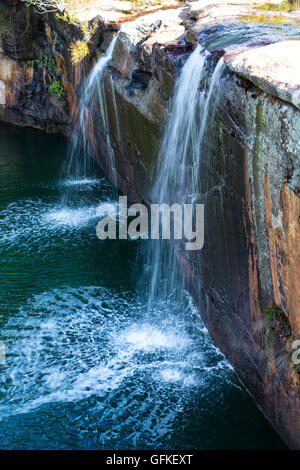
[{"xmin": 0, "ymin": 287, "xmax": 231, "ymax": 422}]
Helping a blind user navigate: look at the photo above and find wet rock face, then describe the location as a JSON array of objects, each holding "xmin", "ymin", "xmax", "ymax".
[
  {"xmin": 91, "ymin": 45, "xmax": 189, "ymax": 201},
  {"xmin": 0, "ymin": 0, "xmax": 74, "ymax": 134},
  {"xmin": 187, "ymin": 69, "xmax": 300, "ymax": 449}
]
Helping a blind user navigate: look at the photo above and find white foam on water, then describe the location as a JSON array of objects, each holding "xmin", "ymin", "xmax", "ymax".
[
  {"xmin": 45, "ymin": 206, "xmax": 97, "ymax": 227},
  {"xmin": 158, "ymin": 367, "xmax": 198, "ymax": 387},
  {"xmin": 0, "ymin": 198, "xmax": 104, "ymax": 248},
  {"xmin": 117, "ymin": 325, "xmax": 190, "ymax": 352},
  {"xmin": 160, "ymin": 368, "xmax": 183, "ymax": 383},
  {"xmin": 62, "ymin": 178, "xmax": 100, "ymax": 186},
  {"xmin": 0, "ymin": 199, "xmax": 49, "ymax": 245},
  {"xmin": 0, "ymin": 287, "xmax": 231, "ymax": 421},
  {"xmin": 60, "ymin": 177, "xmax": 106, "ymax": 188}
]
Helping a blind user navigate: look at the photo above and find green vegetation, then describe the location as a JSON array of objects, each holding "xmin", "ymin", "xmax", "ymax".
[
  {"xmin": 259, "ymin": 1, "xmax": 300, "ymax": 12},
  {"xmin": 49, "ymin": 79, "xmax": 65, "ymax": 100},
  {"xmin": 240, "ymin": 14, "xmax": 298, "ymax": 24},
  {"xmin": 23, "ymin": 59, "xmax": 39, "ymax": 68},
  {"xmin": 264, "ymin": 305, "xmax": 291, "ymax": 336},
  {"xmin": 44, "ymin": 56, "xmax": 58, "ymax": 73},
  {"xmin": 295, "ymin": 363, "xmax": 300, "ymax": 376},
  {"xmin": 257, "ymin": 104, "xmax": 265, "ymax": 133},
  {"xmin": 70, "ymin": 40, "xmax": 89, "ymax": 64},
  {"xmin": 265, "ymin": 305, "xmax": 285, "ymax": 320},
  {"xmin": 56, "ymin": 10, "xmax": 78, "ymax": 24}
]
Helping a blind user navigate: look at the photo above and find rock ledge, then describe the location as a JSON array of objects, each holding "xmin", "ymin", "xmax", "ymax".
[{"xmin": 226, "ymin": 40, "xmax": 300, "ymax": 109}]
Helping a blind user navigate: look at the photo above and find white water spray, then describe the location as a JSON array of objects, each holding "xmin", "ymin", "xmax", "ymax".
[
  {"xmin": 147, "ymin": 45, "xmax": 225, "ymax": 309},
  {"xmin": 63, "ymin": 35, "xmax": 118, "ymax": 182}
]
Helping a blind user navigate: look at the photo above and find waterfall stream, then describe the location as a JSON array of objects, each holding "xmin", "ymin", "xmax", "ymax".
[
  {"xmin": 0, "ymin": 35, "xmax": 285, "ymax": 450},
  {"xmin": 63, "ymin": 35, "xmax": 118, "ymax": 184},
  {"xmin": 147, "ymin": 46, "xmax": 225, "ymax": 311}
]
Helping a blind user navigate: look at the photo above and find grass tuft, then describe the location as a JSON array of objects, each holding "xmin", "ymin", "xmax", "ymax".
[
  {"xmin": 259, "ymin": 1, "xmax": 300, "ymax": 12},
  {"xmin": 70, "ymin": 40, "xmax": 89, "ymax": 64},
  {"xmin": 49, "ymin": 79, "xmax": 65, "ymax": 100},
  {"xmin": 264, "ymin": 305, "xmax": 291, "ymax": 337}
]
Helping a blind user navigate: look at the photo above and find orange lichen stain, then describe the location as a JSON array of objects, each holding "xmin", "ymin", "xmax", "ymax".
[
  {"xmin": 264, "ymin": 176, "xmax": 300, "ymax": 336},
  {"xmin": 280, "ymin": 184, "xmax": 300, "ymax": 336}
]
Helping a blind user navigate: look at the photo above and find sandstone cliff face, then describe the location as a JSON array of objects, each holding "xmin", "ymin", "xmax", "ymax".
[
  {"xmin": 0, "ymin": 0, "xmax": 72, "ymax": 133},
  {"xmin": 188, "ymin": 69, "xmax": 300, "ymax": 449},
  {"xmin": 0, "ymin": 0, "xmax": 119, "ymax": 134},
  {"xmin": 0, "ymin": 0, "xmax": 299, "ymax": 449}
]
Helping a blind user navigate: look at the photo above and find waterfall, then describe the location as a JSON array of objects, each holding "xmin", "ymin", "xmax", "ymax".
[
  {"xmin": 60, "ymin": 34, "xmax": 226, "ymax": 315},
  {"xmin": 146, "ymin": 45, "xmax": 225, "ymax": 311},
  {"xmin": 62, "ymin": 35, "xmax": 118, "ymax": 183}
]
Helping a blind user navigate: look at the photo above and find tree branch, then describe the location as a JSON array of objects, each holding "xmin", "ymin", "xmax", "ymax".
[{"xmin": 19, "ymin": 0, "xmax": 66, "ymax": 14}]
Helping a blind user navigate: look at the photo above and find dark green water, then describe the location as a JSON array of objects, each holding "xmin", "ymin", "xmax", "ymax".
[{"xmin": 0, "ymin": 122, "xmax": 285, "ymax": 450}]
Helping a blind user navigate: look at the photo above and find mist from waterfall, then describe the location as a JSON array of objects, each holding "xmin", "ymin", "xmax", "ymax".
[{"xmin": 146, "ymin": 45, "xmax": 225, "ymax": 311}]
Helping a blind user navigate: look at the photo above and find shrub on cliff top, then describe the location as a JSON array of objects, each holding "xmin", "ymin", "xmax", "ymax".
[
  {"xmin": 55, "ymin": 10, "xmax": 78, "ymax": 24},
  {"xmin": 259, "ymin": 0, "xmax": 300, "ymax": 11}
]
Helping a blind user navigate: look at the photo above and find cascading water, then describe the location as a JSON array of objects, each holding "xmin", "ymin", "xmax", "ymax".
[
  {"xmin": 56, "ymin": 35, "xmax": 119, "ymax": 228},
  {"xmin": 63, "ymin": 35, "xmax": 118, "ymax": 184},
  {"xmin": 146, "ymin": 45, "xmax": 225, "ymax": 310}
]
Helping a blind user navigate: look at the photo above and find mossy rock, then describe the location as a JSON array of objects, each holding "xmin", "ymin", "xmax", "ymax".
[{"xmin": 264, "ymin": 305, "xmax": 292, "ymax": 337}]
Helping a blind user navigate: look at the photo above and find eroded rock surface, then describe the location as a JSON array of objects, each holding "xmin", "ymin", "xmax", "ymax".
[{"xmin": 226, "ymin": 41, "xmax": 300, "ymax": 109}]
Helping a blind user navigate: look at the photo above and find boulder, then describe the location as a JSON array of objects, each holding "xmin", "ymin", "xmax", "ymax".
[{"xmin": 226, "ymin": 40, "xmax": 300, "ymax": 109}]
